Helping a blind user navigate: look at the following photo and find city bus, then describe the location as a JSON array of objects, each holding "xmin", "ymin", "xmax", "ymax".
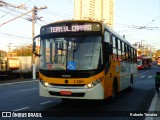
[
  {"xmin": 33, "ymin": 20, "xmax": 137, "ymax": 100},
  {"xmin": 137, "ymin": 56, "xmax": 152, "ymax": 69}
]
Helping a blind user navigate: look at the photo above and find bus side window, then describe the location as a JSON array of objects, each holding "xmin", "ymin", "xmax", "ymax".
[
  {"xmin": 104, "ymin": 30, "xmax": 111, "ymax": 62},
  {"xmin": 121, "ymin": 42, "xmax": 125, "ymax": 61},
  {"xmin": 113, "ymin": 48, "xmax": 117, "ymax": 60},
  {"xmin": 124, "ymin": 43, "xmax": 128, "ymax": 61},
  {"xmin": 134, "ymin": 49, "xmax": 137, "ymax": 63},
  {"xmin": 128, "ymin": 46, "xmax": 131, "ymax": 62},
  {"xmin": 104, "ymin": 30, "xmax": 110, "ymax": 43},
  {"xmin": 131, "ymin": 47, "xmax": 134, "ymax": 62},
  {"xmin": 118, "ymin": 39, "xmax": 122, "ymax": 61},
  {"xmin": 112, "ymin": 36, "xmax": 117, "ymax": 61}
]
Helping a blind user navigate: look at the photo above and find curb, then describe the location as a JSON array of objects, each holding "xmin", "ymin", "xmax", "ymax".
[{"xmin": 145, "ymin": 93, "xmax": 158, "ymax": 120}]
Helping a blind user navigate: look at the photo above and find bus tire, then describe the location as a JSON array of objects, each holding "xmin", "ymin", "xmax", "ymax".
[
  {"xmin": 128, "ymin": 75, "xmax": 133, "ymax": 91},
  {"xmin": 110, "ymin": 79, "xmax": 118, "ymax": 101}
]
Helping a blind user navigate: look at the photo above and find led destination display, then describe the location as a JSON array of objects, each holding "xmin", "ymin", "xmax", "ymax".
[
  {"xmin": 41, "ymin": 22, "xmax": 101, "ymax": 34},
  {"xmin": 50, "ymin": 24, "xmax": 92, "ymax": 33}
]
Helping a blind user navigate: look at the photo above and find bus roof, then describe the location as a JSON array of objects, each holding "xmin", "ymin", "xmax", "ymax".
[
  {"xmin": 102, "ymin": 22, "xmax": 135, "ymax": 49},
  {"xmin": 41, "ymin": 20, "xmax": 136, "ymax": 49}
]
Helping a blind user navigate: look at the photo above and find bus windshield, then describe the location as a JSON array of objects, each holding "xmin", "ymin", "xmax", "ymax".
[
  {"xmin": 137, "ymin": 59, "xmax": 142, "ymax": 65},
  {"xmin": 39, "ymin": 36, "xmax": 102, "ymax": 71}
]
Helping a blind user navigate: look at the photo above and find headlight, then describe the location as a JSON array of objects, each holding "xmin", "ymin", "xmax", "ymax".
[
  {"xmin": 44, "ymin": 82, "xmax": 49, "ymax": 87},
  {"xmin": 87, "ymin": 78, "xmax": 103, "ymax": 88},
  {"xmin": 40, "ymin": 79, "xmax": 49, "ymax": 87}
]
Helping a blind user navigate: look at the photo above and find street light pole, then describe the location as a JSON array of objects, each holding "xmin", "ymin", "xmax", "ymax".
[
  {"xmin": 32, "ymin": 6, "xmax": 36, "ymax": 80},
  {"xmin": 31, "ymin": 6, "xmax": 47, "ymax": 80}
]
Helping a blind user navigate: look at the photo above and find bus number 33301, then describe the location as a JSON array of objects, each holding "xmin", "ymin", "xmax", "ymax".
[{"xmin": 74, "ymin": 80, "xmax": 84, "ymax": 84}]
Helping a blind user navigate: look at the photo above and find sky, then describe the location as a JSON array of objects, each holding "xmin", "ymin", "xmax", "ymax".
[{"xmin": 0, "ymin": 0, "xmax": 160, "ymax": 52}]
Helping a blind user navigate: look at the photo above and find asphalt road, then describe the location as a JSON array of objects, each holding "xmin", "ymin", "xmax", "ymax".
[{"xmin": 0, "ymin": 66, "xmax": 159, "ymax": 120}]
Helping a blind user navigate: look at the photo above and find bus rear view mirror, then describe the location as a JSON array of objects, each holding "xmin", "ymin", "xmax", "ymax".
[
  {"xmin": 33, "ymin": 41, "xmax": 36, "ymax": 53},
  {"xmin": 33, "ymin": 35, "xmax": 41, "ymax": 57}
]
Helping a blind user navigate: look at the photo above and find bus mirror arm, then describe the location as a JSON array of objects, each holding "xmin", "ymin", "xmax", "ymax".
[{"xmin": 33, "ymin": 52, "xmax": 41, "ymax": 57}]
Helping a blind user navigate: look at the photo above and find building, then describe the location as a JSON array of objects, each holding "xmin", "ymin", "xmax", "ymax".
[
  {"xmin": 74, "ymin": 0, "xmax": 114, "ymax": 28},
  {"xmin": 0, "ymin": 50, "xmax": 7, "ymax": 72}
]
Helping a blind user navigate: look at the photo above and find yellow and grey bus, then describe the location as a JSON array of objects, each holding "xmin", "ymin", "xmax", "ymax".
[{"xmin": 33, "ymin": 20, "xmax": 137, "ymax": 100}]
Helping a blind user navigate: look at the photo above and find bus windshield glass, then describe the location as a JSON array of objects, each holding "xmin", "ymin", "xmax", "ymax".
[
  {"xmin": 39, "ymin": 36, "xmax": 102, "ymax": 71},
  {"xmin": 137, "ymin": 59, "xmax": 142, "ymax": 65}
]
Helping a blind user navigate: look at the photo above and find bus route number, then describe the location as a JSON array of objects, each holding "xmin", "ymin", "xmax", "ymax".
[{"xmin": 74, "ymin": 80, "xmax": 84, "ymax": 84}]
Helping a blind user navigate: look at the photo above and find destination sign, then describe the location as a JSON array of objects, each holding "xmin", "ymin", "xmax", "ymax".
[
  {"xmin": 40, "ymin": 22, "xmax": 101, "ymax": 34},
  {"xmin": 50, "ymin": 24, "xmax": 92, "ymax": 33}
]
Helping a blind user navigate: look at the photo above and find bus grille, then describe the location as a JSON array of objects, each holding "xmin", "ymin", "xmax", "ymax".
[
  {"xmin": 50, "ymin": 84, "xmax": 86, "ymax": 87},
  {"xmin": 49, "ymin": 91, "xmax": 85, "ymax": 97}
]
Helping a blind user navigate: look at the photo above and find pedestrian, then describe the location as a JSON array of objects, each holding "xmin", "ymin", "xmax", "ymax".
[{"xmin": 155, "ymin": 72, "xmax": 160, "ymax": 92}]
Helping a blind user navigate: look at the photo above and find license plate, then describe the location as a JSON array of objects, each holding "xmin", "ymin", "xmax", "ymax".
[{"xmin": 60, "ymin": 91, "xmax": 72, "ymax": 95}]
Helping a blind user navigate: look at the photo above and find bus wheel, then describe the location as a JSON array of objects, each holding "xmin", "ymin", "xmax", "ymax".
[
  {"xmin": 128, "ymin": 76, "xmax": 133, "ymax": 91},
  {"xmin": 112, "ymin": 87, "xmax": 116, "ymax": 98},
  {"xmin": 110, "ymin": 80, "xmax": 118, "ymax": 101}
]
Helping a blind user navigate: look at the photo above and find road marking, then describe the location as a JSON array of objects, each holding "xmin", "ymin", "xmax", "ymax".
[
  {"xmin": 0, "ymin": 80, "xmax": 38, "ymax": 86},
  {"xmin": 139, "ymin": 75, "xmax": 155, "ymax": 79},
  {"xmin": 148, "ymin": 76, "xmax": 152, "ymax": 79},
  {"xmin": 139, "ymin": 70, "xmax": 150, "ymax": 75},
  {"xmin": 40, "ymin": 101, "xmax": 53, "ymax": 105},
  {"xmin": 140, "ymin": 76, "xmax": 145, "ymax": 78},
  {"xmin": 13, "ymin": 107, "xmax": 29, "ymax": 111},
  {"xmin": 145, "ymin": 93, "xmax": 158, "ymax": 120},
  {"xmin": 19, "ymin": 88, "xmax": 38, "ymax": 92}
]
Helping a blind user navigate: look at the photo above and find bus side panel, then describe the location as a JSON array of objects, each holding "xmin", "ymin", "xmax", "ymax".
[
  {"xmin": 120, "ymin": 62, "xmax": 137, "ymax": 91},
  {"xmin": 104, "ymin": 61, "xmax": 137, "ymax": 99},
  {"xmin": 103, "ymin": 60, "xmax": 120, "ymax": 99},
  {"xmin": 120, "ymin": 62, "xmax": 131, "ymax": 91}
]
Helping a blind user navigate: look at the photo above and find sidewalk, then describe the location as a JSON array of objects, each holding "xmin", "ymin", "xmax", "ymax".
[
  {"xmin": 153, "ymin": 93, "xmax": 160, "ymax": 120},
  {"xmin": 145, "ymin": 92, "xmax": 160, "ymax": 120}
]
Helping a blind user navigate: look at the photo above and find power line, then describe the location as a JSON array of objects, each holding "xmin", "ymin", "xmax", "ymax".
[
  {"xmin": 3, "ymin": 7, "xmax": 30, "ymax": 16},
  {"xmin": 41, "ymin": 10, "xmax": 73, "ymax": 17},
  {"xmin": 68, "ymin": 0, "xmax": 74, "ymax": 6},
  {"xmin": 138, "ymin": 16, "xmax": 160, "ymax": 29},
  {"xmin": 0, "ymin": 8, "xmax": 43, "ymax": 27},
  {"xmin": 0, "ymin": 6, "xmax": 47, "ymax": 27},
  {"xmin": 0, "ymin": 32, "xmax": 31, "ymax": 40},
  {"xmin": 0, "ymin": 0, "xmax": 27, "ymax": 9},
  {"xmin": 0, "ymin": 28, "xmax": 31, "ymax": 40},
  {"xmin": 23, "ymin": 0, "xmax": 31, "ymax": 6},
  {"xmin": 0, "ymin": 0, "xmax": 30, "ymax": 19},
  {"xmin": 0, "ymin": 8, "xmax": 31, "ymax": 21},
  {"xmin": 0, "ymin": 9, "xmax": 33, "ymax": 27},
  {"xmin": 0, "ymin": 7, "xmax": 16, "ymax": 19}
]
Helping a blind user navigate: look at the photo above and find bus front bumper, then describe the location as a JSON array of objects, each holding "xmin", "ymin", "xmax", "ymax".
[{"xmin": 39, "ymin": 81, "xmax": 104, "ymax": 100}]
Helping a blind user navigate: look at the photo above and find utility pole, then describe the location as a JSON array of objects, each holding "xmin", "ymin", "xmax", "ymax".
[
  {"xmin": 32, "ymin": 6, "xmax": 36, "ymax": 80},
  {"xmin": 14, "ymin": 46, "xmax": 18, "ymax": 56},
  {"xmin": 32, "ymin": 6, "xmax": 47, "ymax": 79},
  {"xmin": 0, "ymin": 3, "xmax": 47, "ymax": 79},
  {"xmin": 7, "ymin": 43, "xmax": 13, "ymax": 57}
]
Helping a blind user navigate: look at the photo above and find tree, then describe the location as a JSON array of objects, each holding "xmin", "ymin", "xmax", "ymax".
[
  {"xmin": 12, "ymin": 44, "xmax": 32, "ymax": 56},
  {"xmin": 155, "ymin": 50, "xmax": 160, "ymax": 58}
]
